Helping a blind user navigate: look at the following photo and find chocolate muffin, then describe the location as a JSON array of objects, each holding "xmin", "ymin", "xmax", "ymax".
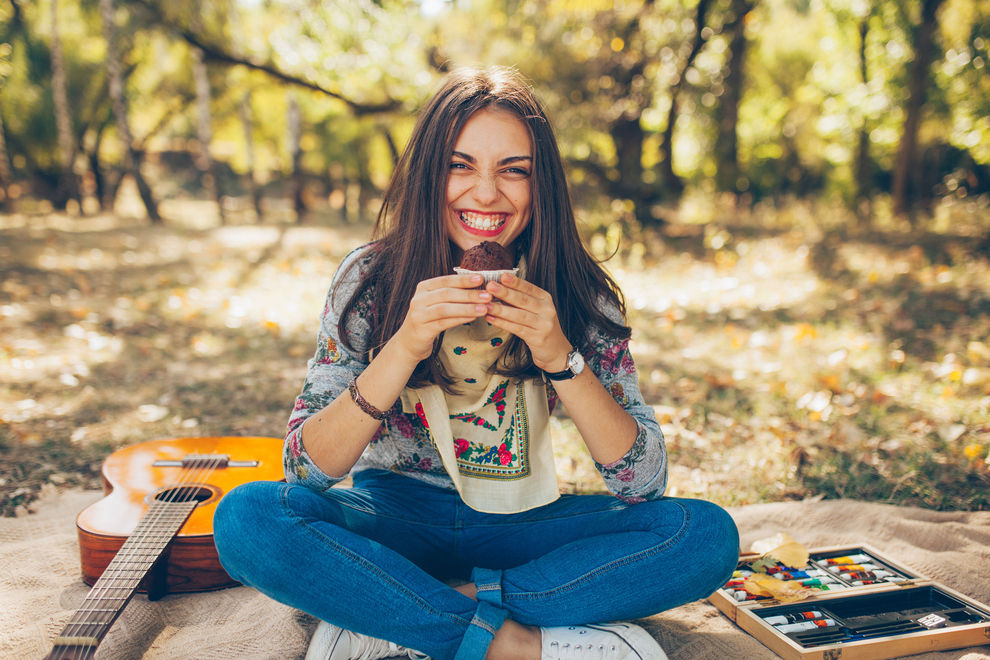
[{"xmin": 458, "ymin": 241, "xmax": 513, "ymax": 271}]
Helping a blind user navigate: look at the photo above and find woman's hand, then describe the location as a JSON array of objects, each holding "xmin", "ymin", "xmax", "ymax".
[
  {"xmin": 392, "ymin": 273, "xmax": 491, "ymax": 362},
  {"xmin": 484, "ymin": 273, "xmax": 573, "ymax": 372}
]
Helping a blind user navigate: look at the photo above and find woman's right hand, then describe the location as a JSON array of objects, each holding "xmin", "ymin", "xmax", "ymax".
[{"xmin": 392, "ymin": 273, "xmax": 491, "ymax": 361}]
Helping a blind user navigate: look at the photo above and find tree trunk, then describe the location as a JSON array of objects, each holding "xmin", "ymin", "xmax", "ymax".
[
  {"xmin": 287, "ymin": 93, "xmax": 305, "ymax": 222},
  {"xmin": 50, "ymin": 0, "xmax": 80, "ymax": 212},
  {"xmin": 240, "ymin": 92, "xmax": 263, "ymax": 222},
  {"xmin": 0, "ymin": 109, "xmax": 12, "ymax": 211},
  {"xmin": 658, "ymin": 0, "xmax": 711, "ymax": 199},
  {"xmin": 714, "ymin": 0, "xmax": 753, "ymax": 197},
  {"xmin": 193, "ymin": 46, "xmax": 225, "ymax": 225},
  {"xmin": 891, "ymin": 0, "xmax": 945, "ymax": 220},
  {"xmin": 99, "ymin": 0, "xmax": 161, "ymax": 222},
  {"xmin": 853, "ymin": 15, "xmax": 872, "ymax": 218}
]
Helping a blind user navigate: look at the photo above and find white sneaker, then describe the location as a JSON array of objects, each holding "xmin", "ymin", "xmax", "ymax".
[
  {"xmin": 541, "ymin": 622, "xmax": 668, "ymax": 660},
  {"xmin": 305, "ymin": 619, "xmax": 429, "ymax": 660}
]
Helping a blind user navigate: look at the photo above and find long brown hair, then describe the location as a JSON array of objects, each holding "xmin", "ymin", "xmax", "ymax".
[{"xmin": 338, "ymin": 66, "xmax": 630, "ymax": 387}]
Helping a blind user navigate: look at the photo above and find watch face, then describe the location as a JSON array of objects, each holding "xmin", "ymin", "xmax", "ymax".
[{"xmin": 568, "ymin": 350, "xmax": 585, "ymax": 374}]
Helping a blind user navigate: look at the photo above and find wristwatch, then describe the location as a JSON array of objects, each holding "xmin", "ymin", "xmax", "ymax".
[{"xmin": 543, "ymin": 349, "xmax": 585, "ymax": 381}]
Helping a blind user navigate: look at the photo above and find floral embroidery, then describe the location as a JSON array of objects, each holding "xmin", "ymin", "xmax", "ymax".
[
  {"xmin": 396, "ymin": 453, "xmax": 433, "ymax": 472},
  {"xmin": 449, "ymin": 380, "xmax": 508, "ymax": 431},
  {"xmin": 455, "ymin": 438, "xmax": 469, "ymax": 457},
  {"xmin": 415, "ymin": 402, "xmax": 429, "ymax": 428},
  {"xmin": 318, "ymin": 337, "xmax": 342, "ymax": 364},
  {"xmin": 288, "ymin": 432, "xmax": 303, "ymax": 458},
  {"xmin": 465, "ymin": 377, "xmax": 477, "ymax": 384},
  {"xmin": 544, "ymin": 381, "xmax": 559, "ymax": 413},
  {"xmin": 609, "ymin": 382, "xmax": 628, "ymax": 406},
  {"xmin": 490, "ymin": 337, "xmax": 503, "ymax": 347},
  {"xmin": 390, "ymin": 412, "xmax": 416, "ymax": 438},
  {"xmin": 453, "ymin": 346, "xmax": 467, "ymax": 355}
]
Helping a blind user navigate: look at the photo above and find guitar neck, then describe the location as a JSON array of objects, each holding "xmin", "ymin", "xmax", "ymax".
[{"xmin": 46, "ymin": 499, "xmax": 199, "ymax": 660}]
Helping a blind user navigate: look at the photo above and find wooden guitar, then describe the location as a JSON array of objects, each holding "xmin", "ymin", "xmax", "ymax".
[{"xmin": 45, "ymin": 435, "xmax": 284, "ymax": 660}]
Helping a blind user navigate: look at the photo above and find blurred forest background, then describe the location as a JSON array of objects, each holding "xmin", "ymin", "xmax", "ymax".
[{"xmin": 1, "ymin": 0, "xmax": 988, "ymax": 516}]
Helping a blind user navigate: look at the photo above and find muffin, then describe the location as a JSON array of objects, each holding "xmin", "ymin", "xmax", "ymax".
[
  {"xmin": 453, "ymin": 241, "xmax": 519, "ymax": 284},
  {"xmin": 459, "ymin": 241, "xmax": 513, "ymax": 271}
]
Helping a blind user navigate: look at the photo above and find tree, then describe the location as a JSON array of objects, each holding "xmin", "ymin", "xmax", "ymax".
[
  {"xmin": 658, "ymin": 0, "xmax": 712, "ymax": 199},
  {"xmin": 891, "ymin": 0, "xmax": 946, "ymax": 219},
  {"xmin": 240, "ymin": 91, "xmax": 263, "ymax": 221},
  {"xmin": 287, "ymin": 92, "xmax": 304, "ymax": 221},
  {"xmin": 193, "ymin": 44, "xmax": 225, "ymax": 224},
  {"xmin": 50, "ymin": 0, "xmax": 79, "ymax": 211},
  {"xmin": 99, "ymin": 0, "xmax": 161, "ymax": 221},
  {"xmin": 0, "ymin": 41, "xmax": 11, "ymax": 211},
  {"xmin": 713, "ymin": 0, "xmax": 756, "ymax": 198}
]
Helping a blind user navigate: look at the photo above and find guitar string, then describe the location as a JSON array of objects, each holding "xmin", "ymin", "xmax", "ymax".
[
  {"xmin": 53, "ymin": 453, "xmax": 223, "ymax": 660},
  {"xmin": 53, "ymin": 452, "xmax": 227, "ymax": 660},
  {"xmin": 51, "ymin": 454, "xmax": 215, "ymax": 660}
]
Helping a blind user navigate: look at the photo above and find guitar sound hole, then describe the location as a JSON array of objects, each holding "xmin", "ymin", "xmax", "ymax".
[{"xmin": 152, "ymin": 485, "xmax": 215, "ymax": 504}]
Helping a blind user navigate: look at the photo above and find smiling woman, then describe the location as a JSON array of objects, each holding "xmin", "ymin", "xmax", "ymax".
[
  {"xmin": 212, "ymin": 66, "xmax": 740, "ymax": 660},
  {"xmin": 445, "ymin": 107, "xmax": 533, "ymax": 257}
]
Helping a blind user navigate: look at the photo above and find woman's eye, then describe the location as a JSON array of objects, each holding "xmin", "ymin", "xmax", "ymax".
[
  {"xmin": 505, "ymin": 167, "xmax": 530, "ymax": 177},
  {"xmin": 450, "ymin": 162, "xmax": 469, "ymax": 170}
]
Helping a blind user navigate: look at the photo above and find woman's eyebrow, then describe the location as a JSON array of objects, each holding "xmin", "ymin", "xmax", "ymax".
[{"xmin": 452, "ymin": 151, "xmax": 532, "ymax": 166}]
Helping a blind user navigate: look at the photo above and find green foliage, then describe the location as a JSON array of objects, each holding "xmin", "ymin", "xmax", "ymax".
[{"xmin": 0, "ymin": 0, "xmax": 988, "ymax": 219}]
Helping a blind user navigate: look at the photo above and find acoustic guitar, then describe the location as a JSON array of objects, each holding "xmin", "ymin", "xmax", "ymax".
[{"xmin": 45, "ymin": 435, "xmax": 284, "ymax": 660}]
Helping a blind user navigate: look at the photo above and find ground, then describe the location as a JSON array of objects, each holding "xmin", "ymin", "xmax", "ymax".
[{"xmin": 1, "ymin": 195, "xmax": 988, "ymax": 516}]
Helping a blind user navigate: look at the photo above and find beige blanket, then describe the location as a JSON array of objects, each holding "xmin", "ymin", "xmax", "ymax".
[{"xmin": 3, "ymin": 489, "xmax": 988, "ymax": 659}]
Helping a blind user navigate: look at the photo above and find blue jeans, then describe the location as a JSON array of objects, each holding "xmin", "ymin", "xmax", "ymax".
[{"xmin": 214, "ymin": 470, "xmax": 739, "ymax": 660}]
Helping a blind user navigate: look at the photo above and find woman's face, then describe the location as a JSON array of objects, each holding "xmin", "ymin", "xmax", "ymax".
[{"xmin": 445, "ymin": 107, "xmax": 533, "ymax": 259}]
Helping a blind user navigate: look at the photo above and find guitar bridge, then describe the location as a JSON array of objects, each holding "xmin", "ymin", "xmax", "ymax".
[{"xmin": 152, "ymin": 454, "xmax": 259, "ymax": 468}]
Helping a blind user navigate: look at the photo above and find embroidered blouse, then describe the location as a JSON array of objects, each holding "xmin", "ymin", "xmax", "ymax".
[{"xmin": 283, "ymin": 244, "xmax": 667, "ymax": 504}]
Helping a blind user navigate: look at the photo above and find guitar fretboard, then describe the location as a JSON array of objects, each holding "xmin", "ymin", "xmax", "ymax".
[{"xmin": 45, "ymin": 498, "xmax": 199, "ymax": 660}]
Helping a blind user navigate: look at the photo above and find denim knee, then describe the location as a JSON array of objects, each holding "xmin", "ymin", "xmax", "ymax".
[
  {"xmin": 684, "ymin": 498, "xmax": 740, "ymax": 595},
  {"xmin": 213, "ymin": 480, "xmax": 275, "ymax": 583}
]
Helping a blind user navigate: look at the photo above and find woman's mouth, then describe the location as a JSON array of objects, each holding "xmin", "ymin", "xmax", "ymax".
[{"xmin": 458, "ymin": 211, "xmax": 507, "ymax": 236}]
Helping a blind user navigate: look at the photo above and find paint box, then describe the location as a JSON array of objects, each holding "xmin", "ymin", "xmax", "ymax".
[{"xmin": 708, "ymin": 545, "xmax": 990, "ymax": 660}]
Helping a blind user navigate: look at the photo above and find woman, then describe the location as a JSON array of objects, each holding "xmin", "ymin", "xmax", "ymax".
[{"xmin": 214, "ymin": 66, "xmax": 739, "ymax": 660}]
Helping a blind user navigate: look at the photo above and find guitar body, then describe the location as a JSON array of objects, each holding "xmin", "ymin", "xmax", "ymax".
[{"xmin": 76, "ymin": 436, "xmax": 285, "ymax": 593}]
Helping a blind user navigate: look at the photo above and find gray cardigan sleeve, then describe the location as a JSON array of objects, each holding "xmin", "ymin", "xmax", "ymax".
[
  {"xmin": 282, "ymin": 246, "xmax": 373, "ymax": 491},
  {"xmin": 580, "ymin": 302, "xmax": 668, "ymax": 502}
]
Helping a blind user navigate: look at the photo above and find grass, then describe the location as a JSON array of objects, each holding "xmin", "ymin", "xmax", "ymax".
[{"xmin": 0, "ymin": 192, "xmax": 988, "ymax": 516}]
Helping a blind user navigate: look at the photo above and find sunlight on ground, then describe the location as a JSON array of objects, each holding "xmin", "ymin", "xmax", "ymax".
[{"xmin": 1, "ymin": 202, "xmax": 988, "ymax": 512}]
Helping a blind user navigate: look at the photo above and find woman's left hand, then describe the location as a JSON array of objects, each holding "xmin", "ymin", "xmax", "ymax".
[{"xmin": 484, "ymin": 273, "xmax": 573, "ymax": 373}]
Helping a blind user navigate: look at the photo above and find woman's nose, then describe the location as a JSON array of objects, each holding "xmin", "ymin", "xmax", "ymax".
[{"xmin": 472, "ymin": 172, "xmax": 500, "ymax": 204}]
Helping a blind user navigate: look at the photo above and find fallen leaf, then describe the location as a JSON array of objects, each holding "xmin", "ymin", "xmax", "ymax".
[
  {"xmin": 749, "ymin": 532, "xmax": 810, "ymax": 569},
  {"xmin": 743, "ymin": 573, "xmax": 814, "ymax": 603}
]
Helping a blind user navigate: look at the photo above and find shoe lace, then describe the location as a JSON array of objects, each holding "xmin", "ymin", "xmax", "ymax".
[
  {"xmin": 349, "ymin": 633, "xmax": 426, "ymax": 660},
  {"xmin": 547, "ymin": 639, "xmax": 622, "ymax": 660}
]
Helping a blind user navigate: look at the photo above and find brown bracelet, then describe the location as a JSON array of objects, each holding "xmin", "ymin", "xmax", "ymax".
[{"xmin": 348, "ymin": 376, "xmax": 390, "ymax": 421}]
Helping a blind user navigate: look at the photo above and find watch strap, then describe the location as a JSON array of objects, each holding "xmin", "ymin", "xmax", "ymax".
[{"xmin": 543, "ymin": 350, "xmax": 579, "ymax": 381}]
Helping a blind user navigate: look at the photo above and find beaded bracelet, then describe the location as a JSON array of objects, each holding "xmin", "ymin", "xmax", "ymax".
[{"xmin": 348, "ymin": 376, "xmax": 389, "ymax": 421}]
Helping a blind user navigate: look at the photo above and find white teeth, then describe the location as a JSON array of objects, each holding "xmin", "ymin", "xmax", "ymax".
[{"xmin": 459, "ymin": 211, "xmax": 506, "ymax": 231}]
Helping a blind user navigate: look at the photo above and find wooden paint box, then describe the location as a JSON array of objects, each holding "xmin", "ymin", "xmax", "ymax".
[{"xmin": 708, "ymin": 545, "xmax": 990, "ymax": 659}]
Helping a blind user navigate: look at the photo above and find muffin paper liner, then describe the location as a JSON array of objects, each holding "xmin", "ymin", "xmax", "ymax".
[{"xmin": 453, "ymin": 267, "xmax": 519, "ymax": 285}]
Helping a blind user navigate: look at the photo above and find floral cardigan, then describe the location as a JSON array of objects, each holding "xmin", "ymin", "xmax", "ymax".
[{"xmin": 283, "ymin": 244, "xmax": 667, "ymax": 504}]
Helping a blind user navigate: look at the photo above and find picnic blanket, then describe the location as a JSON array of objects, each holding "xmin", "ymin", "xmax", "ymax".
[{"xmin": 3, "ymin": 488, "xmax": 988, "ymax": 659}]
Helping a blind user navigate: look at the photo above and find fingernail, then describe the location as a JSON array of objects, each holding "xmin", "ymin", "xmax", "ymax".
[
  {"xmin": 479, "ymin": 292, "xmax": 492, "ymax": 301},
  {"xmin": 471, "ymin": 274, "xmax": 483, "ymax": 283},
  {"xmin": 476, "ymin": 304, "xmax": 487, "ymax": 313}
]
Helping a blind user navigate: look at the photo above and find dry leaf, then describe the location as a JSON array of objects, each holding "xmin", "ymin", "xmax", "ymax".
[
  {"xmin": 749, "ymin": 532, "xmax": 810, "ymax": 569},
  {"xmin": 743, "ymin": 574, "xmax": 814, "ymax": 603}
]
